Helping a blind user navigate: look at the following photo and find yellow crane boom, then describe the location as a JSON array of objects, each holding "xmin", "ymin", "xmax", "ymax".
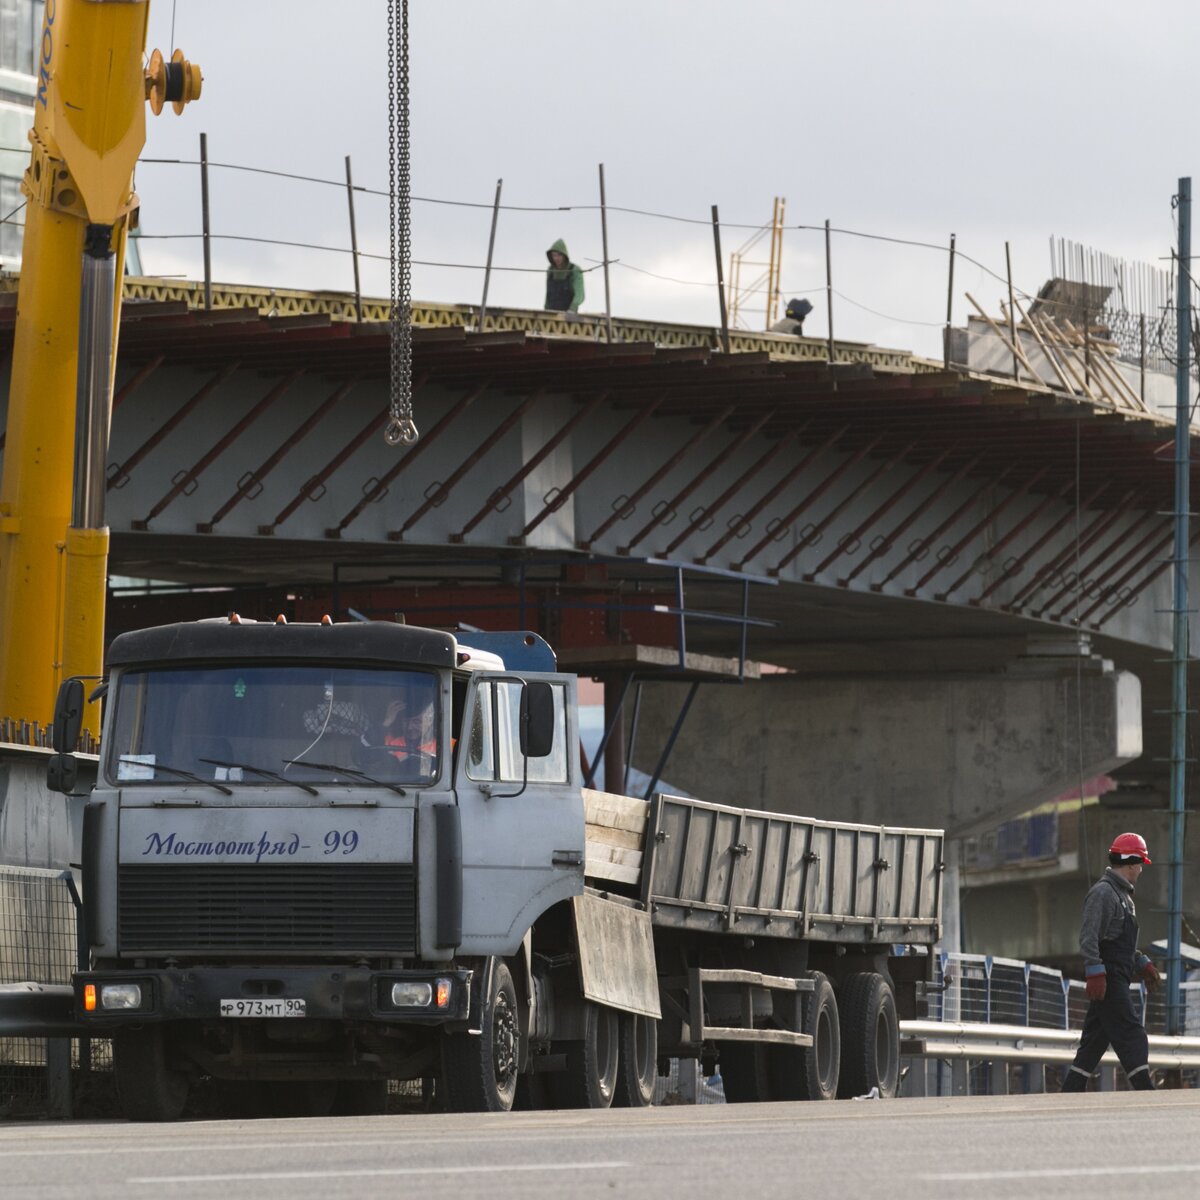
[{"xmin": 0, "ymin": 0, "xmax": 199, "ymax": 741}]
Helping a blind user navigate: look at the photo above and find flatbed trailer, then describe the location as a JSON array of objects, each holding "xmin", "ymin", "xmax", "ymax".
[{"xmin": 584, "ymin": 788, "xmax": 943, "ymax": 1100}]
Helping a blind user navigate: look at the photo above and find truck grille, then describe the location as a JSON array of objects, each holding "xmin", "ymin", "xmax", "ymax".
[{"xmin": 118, "ymin": 863, "xmax": 416, "ymax": 954}]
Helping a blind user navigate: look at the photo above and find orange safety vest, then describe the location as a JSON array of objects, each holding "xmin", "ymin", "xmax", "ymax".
[{"xmin": 384, "ymin": 734, "xmax": 438, "ymax": 761}]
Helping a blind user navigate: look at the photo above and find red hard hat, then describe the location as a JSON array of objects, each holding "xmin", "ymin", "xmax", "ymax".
[{"xmin": 1109, "ymin": 832, "xmax": 1151, "ymax": 864}]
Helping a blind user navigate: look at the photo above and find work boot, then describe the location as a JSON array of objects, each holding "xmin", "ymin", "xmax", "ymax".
[
  {"xmin": 1127, "ymin": 1066, "xmax": 1155, "ymax": 1091},
  {"xmin": 1060, "ymin": 1066, "xmax": 1091, "ymax": 1093}
]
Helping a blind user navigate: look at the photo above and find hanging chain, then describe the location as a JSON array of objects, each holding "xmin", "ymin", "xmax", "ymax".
[{"xmin": 385, "ymin": 0, "xmax": 418, "ymax": 446}]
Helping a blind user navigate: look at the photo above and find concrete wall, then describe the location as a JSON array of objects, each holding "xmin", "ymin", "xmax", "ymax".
[
  {"xmin": 630, "ymin": 654, "xmax": 1140, "ymax": 838},
  {"xmin": 0, "ymin": 747, "xmax": 90, "ymax": 869}
]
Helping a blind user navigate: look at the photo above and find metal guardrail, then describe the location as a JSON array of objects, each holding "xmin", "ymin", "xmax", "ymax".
[
  {"xmin": 929, "ymin": 951, "xmax": 1200, "ymax": 1036},
  {"xmin": 0, "ymin": 984, "xmax": 82, "ymax": 1039},
  {"xmin": 900, "ymin": 952, "xmax": 1200, "ymax": 1093},
  {"xmin": 900, "ymin": 1018, "xmax": 1200, "ymax": 1070}
]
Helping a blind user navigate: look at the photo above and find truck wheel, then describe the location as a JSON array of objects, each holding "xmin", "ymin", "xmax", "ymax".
[
  {"xmin": 549, "ymin": 1001, "xmax": 620, "ymax": 1109},
  {"xmin": 613, "ymin": 1012, "xmax": 657, "ymax": 1107},
  {"xmin": 837, "ymin": 972, "xmax": 899, "ymax": 1099},
  {"xmin": 441, "ymin": 960, "xmax": 520, "ymax": 1111},
  {"xmin": 773, "ymin": 971, "xmax": 841, "ymax": 1101},
  {"xmin": 718, "ymin": 1042, "xmax": 774, "ymax": 1103},
  {"xmin": 114, "ymin": 1026, "xmax": 189, "ymax": 1121}
]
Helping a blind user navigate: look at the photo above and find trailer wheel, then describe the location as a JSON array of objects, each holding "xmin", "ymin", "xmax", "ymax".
[
  {"xmin": 548, "ymin": 1001, "xmax": 620, "ymax": 1109},
  {"xmin": 772, "ymin": 971, "xmax": 841, "ymax": 1101},
  {"xmin": 114, "ymin": 1026, "xmax": 189, "ymax": 1121},
  {"xmin": 613, "ymin": 1012, "xmax": 657, "ymax": 1107},
  {"xmin": 718, "ymin": 1042, "xmax": 769, "ymax": 1102},
  {"xmin": 836, "ymin": 972, "xmax": 899, "ymax": 1099},
  {"xmin": 442, "ymin": 960, "xmax": 521, "ymax": 1111}
]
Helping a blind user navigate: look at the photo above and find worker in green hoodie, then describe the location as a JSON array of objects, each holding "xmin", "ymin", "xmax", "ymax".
[{"xmin": 545, "ymin": 239, "xmax": 584, "ymax": 313}]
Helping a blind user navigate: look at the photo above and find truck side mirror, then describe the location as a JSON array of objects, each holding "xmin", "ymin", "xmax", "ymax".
[
  {"xmin": 46, "ymin": 754, "xmax": 79, "ymax": 794},
  {"xmin": 51, "ymin": 677, "xmax": 85, "ymax": 753},
  {"xmin": 520, "ymin": 682, "xmax": 555, "ymax": 758}
]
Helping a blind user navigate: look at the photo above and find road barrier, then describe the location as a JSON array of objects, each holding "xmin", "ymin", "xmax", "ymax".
[{"xmin": 899, "ymin": 1019, "xmax": 1200, "ymax": 1069}]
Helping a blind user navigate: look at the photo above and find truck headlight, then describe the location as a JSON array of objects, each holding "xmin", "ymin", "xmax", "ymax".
[
  {"xmin": 388, "ymin": 979, "xmax": 453, "ymax": 1009},
  {"xmin": 100, "ymin": 983, "xmax": 143, "ymax": 1010},
  {"xmin": 391, "ymin": 981, "xmax": 433, "ymax": 1007}
]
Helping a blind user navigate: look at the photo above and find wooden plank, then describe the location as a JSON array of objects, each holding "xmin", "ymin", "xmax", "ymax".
[
  {"xmin": 583, "ymin": 788, "xmax": 649, "ymax": 836},
  {"xmin": 584, "ymin": 805, "xmax": 647, "ymax": 840},
  {"xmin": 1058, "ymin": 317, "xmax": 1145, "ymax": 412},
  {"xmin": 586, "ymin": 844, "xmax": 643, "ymax": 870},
  {"xmin": 1011, "ymin": 298, "xmax": 1076, "ymax": 395},
  {"xmin": 584, "ymin": 856, "xmax": 641, "ymax": 886},
  {"xmin": 586, "ymin": 824, "xmax": 643, "ymax": 852},
  {"xmin": 965, "ymin": 292, "xmax": 1039, "ymax": 380},
  {"xmin": 1031, "ymin": 315, "xmax": 1105, "ymax": 405}
]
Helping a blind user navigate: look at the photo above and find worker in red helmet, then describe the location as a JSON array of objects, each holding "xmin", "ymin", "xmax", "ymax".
[{"xmin": 1061, "ymin": 832, "xmax": 1160, "ymax": 1093}]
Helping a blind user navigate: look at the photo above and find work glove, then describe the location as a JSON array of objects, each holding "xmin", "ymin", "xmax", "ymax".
[
  {"xmin": 1137, "ymin": 961, "xmax": 1161, "ymax": 993},
  {"xmin": 1085, "ymin": 971, "xmax": 1107, "ymax": 1001}
]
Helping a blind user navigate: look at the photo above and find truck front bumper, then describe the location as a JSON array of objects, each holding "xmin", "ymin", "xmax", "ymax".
[{"xmin": 73, "ymin": 965, "xmax": 472, "ymax": 1027}]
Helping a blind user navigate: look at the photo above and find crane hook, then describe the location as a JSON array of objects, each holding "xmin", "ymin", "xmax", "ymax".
[{"xmin": 383, "ymin": 417, "xmax": 419, "ymax": 446}]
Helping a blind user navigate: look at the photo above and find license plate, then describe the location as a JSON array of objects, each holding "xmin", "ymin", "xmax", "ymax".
[{"xmin": 219, "ymin": 998, "xmax": 306, "ymax": 1018}]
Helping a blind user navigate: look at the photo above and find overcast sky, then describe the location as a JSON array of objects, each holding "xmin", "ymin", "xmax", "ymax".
[{"xmin": 134, "ymin": 1, "xmax": 1197, "ymax": 359}]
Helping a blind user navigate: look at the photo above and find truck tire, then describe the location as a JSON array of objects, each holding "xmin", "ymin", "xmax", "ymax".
[
  {"xmin": 114, "ymin": 1026, "xmax": 189, "ymax": 1121},
  {"xmin": 772, "ymin": 971, "xmax": 841, "ymax": 1101},
  {"xmin": 836, "ymin": 971, "xmax": 899, "ymax": 1099},
  {"xmin": 613, "ymin": 1012, "xmax": 657, "ymax": 1107},
  {"xmin": 441, "ymin": 960, "xmax": 520, "ymax": 1112},
  {"xmin": 718, "ymin": 1042, "xmax": 774, "ymax": 1103},
  {"xmin": 548, "ymin": 1001, "xmax": 620, "ymax": 1109}
]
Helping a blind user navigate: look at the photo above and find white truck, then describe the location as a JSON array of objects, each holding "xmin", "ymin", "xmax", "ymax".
[{"xmin": 47, "ymin": 616, "xmax": 943, "ymax": 1120}]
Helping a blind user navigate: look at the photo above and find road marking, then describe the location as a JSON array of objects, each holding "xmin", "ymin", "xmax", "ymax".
[
  {"xmin": 130, "ymin": 1161, "xmax": 629, "ymax": 1184},
  {"xmin": 0, "ymin": 1138, "xmax": 409, "ymax": 1159},
  {"xmin": 925, "ymin": 1164, "xmax": 1200, "ymax": 1182}
]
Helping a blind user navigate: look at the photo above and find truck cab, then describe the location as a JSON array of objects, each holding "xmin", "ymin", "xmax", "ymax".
[{"xmin": 60, "ymin": 617, "xmax": 586, "ymax": 1119}]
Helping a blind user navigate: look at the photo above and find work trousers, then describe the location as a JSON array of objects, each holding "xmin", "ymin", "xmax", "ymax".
[{"xmin": 1061, "ymin": 974, "xmax": 1152, "ymax": 1091}]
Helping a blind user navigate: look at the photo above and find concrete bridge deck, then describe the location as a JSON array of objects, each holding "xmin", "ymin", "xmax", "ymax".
[
  {"xmin": 0, "ymin": 279, "xmax": 1194, "ymax": 954},
  {"xmin": 0, "ymin": 279, "xmax": 1181, "ymax": 652}
]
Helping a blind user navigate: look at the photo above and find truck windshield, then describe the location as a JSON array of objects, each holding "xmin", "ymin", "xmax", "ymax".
[{"xmin": 105, "ymin": 664, "xmax": 441, "ymax": 789}]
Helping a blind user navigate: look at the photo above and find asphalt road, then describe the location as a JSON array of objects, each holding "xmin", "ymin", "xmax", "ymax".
[{"xmin": 3, "ymin": 1092, "xmax": 1199, "ymax": 1200}]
